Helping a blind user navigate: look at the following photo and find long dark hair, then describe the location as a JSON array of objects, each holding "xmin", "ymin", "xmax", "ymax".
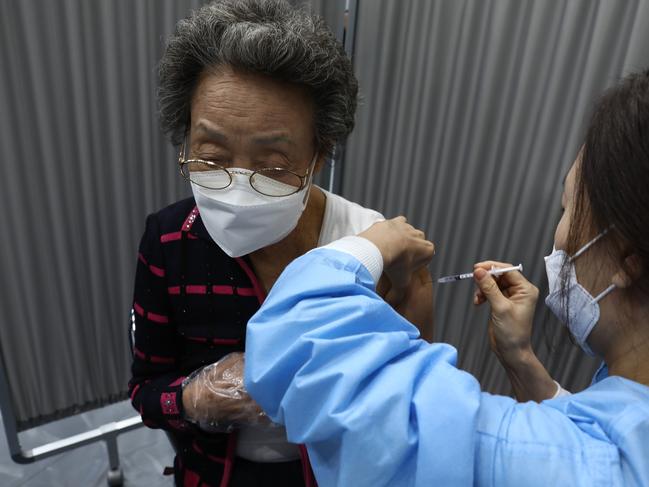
[{"xmin": 566, "ymin": 69, "xmax": 649, "ymax": 296}]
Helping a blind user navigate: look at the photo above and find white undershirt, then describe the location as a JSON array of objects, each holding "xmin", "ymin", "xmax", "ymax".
[
  {"xmin": 552, "ymin": 380, "xmax": 572, "ymax": 398},
  {"xmin": 236, "ymin": 187, "xmax": 384, "ymax": 463}
]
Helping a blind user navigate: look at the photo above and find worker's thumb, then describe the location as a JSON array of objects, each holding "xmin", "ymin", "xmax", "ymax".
[{"xmin": 474, "ymin": 268, "xmax": 508, "ymax": 313}]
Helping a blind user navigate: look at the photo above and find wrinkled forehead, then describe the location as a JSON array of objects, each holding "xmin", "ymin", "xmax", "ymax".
[
  {"xmin": 192, "ymin": 69, "xmax": 314, "ymax": 123},
  {"xmin": 188, "ymin": 69, "xmax": 316, "ymax": 153}
]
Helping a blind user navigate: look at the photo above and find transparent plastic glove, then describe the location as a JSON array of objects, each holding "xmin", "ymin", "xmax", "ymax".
[{"xmin": 182, "ymin": 352, "xmax": 271, "ymax": 432}]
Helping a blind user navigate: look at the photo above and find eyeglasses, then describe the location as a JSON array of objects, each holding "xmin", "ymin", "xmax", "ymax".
[{"xmin": 178, "ymin": 143, "xmax": 316, "ymax": 197}]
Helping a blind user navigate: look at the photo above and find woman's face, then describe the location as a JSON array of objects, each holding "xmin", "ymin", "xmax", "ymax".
[
  {"xmin": 188, "ymin": 66, "xmax": 319, "ymax": 178},
  {"xmin": 554, "ymin": 154, "xmax": 616, "ymax": 290},
  {"xmin": 553, "ymin": 161, "xmax": 577, "ymax": 252}
]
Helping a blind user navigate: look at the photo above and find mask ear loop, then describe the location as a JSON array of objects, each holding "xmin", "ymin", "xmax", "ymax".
[
  {"xmin": 301, "ymin": 152, "xmax": 319, "ymax": 206},
  {"xmin": 567, "ymin": 225, "xmax": 617, "ymax": 303},
  {"xmin": 569, "ymin": 226, "xmax": 613, "ymax": 262},
  {"xmin": 593, "ymin": 283, "xmax": 616, "ymax": 303},
  {"xmin": 179, "ymin": 141, "xmax": 186, "ymax": 161}
]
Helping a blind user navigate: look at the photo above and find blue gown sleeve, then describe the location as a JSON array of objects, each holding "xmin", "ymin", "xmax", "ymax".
[{"xmin": 244, "ymin": 249, "xmax": 623, "ymax": 487}]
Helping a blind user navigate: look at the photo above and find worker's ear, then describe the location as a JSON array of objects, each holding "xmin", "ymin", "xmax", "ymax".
[{"xmin": 611, "ymin": 254, "xmax": 643, "ymax": 288}]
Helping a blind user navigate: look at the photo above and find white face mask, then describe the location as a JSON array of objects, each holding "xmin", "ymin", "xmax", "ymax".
[
  {"xmin": 544, "ymin": 229, "xmax": 616, "ymax": 356},
  {"xmin": 191, "ymin": 167, "xmax": 314, "ymax": 258}
]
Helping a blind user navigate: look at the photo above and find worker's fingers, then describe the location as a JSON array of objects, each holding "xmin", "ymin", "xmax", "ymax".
[
  {"xmin": 476, "ymin": 277, "xmax": 514, "ymax": 302},
  {"xmin": 473, "ymin": 268, "xmax": 509, "ymax": 313},
  {"xmin": 414, "ymin": 240, "xmax": 436, "ymax": 268},
  {"xmin": 474, "ymin": 260, "xmax": 527, "ymax": 287},
  {"xmin": 474, "ymin": 260, "xmax": 514, "ymax": 269}
]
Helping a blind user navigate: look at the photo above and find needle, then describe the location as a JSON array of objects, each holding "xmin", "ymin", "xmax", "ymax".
[{"xmin": 437, "ymin": 264, "xmax": 523, "ymax": 284}]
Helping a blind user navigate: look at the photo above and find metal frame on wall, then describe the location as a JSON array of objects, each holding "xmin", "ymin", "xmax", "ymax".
[
  {"xmin": 315, "ymin": 0, "xmax": 358, "ymax": 194},
  {"xmin": 0, "ymin": 356, "xmax": 142, "ymax": 485}
]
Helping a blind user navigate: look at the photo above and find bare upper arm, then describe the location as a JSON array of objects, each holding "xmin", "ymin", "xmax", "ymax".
[{"xmin": 377, "ymin": 267, "xmax": 435, "ymax": 342}]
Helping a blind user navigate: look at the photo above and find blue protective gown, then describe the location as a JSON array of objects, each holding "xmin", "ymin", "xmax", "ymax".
[{"xmin": 244, "ymin": 249, "xmax": 649, "ymax": 486}]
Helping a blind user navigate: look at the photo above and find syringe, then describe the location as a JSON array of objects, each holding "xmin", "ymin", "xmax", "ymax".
[{"xmin": 437, "ymin": 264, "xmax": 523, "ymax": 284}]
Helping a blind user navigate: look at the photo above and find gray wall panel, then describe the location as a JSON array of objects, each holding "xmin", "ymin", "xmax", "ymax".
[
  {"xmin": 0, "ymin": 0, "xmax": 344, "ymax": 431},
  {"xmin": 343, "ymin": 0, "xmax": 647, "ymax": 395},
  {"xmin": 0, "ymin": 0, "xmax": 210, "ymax": 430}
]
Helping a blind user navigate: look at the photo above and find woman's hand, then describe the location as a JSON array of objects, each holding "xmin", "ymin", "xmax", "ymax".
[
  {"xmin": 359, "ymin": 217, "xmax": 435, "ymax": 290},
  {"xmin": 473, "ymin": 261, "xmax": 557, "ymax": 402},
  {"xmin": 182, "ymin": 352, "xmax": 270, "ymax": 431},
  {"xmin": 472, "ymin": 261, "xmax": 538, "ymax": 363}
]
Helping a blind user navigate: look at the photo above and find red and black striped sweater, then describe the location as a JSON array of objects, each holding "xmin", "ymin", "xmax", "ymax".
[{"xmin": 128, "ymin": 197, "xmax": 316, "ymax": 487}]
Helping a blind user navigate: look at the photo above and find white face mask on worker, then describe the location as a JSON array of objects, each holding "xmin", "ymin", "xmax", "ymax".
[
  {"xmin": 544, "ymin": 229, "xmax": 616, "ymax": 356},
  {"xmin": 191, "ymin": 169, "xmax": 313, "ymax": 258}
]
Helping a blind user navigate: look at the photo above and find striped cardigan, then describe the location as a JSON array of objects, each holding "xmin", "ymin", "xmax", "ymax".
[{"xmin": 128, "ymin": 197, "xmax": 316, "ymax": 487}]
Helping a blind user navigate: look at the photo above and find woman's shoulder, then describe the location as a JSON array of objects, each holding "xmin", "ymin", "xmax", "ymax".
[
  {"xmin": 543, "ymin": 376, "xmax": 649, "ymax": 442},
  {"xmin": 318, "ymin": 188, "xmax": 384, "ymax": 245},
  {"xmin": 141, "ymin": 197, "xmax": 197, "ymax": 235},
  {"xmin": 477, "ymin": 378, "xmax": 649, "ymax": 459},
  {"xmin": 152, "ymin": 196, "xmax": 196, "ymax": 223}
]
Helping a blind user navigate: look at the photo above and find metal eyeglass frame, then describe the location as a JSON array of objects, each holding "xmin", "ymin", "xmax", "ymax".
[{"xmin": 178, "ymin": 142, "xmax": 317, "ymax": 197}]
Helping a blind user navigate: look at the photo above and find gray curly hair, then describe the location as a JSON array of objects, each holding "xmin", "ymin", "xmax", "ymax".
[{"xmin": 158, "ymin": 0, "xmax": 358, "ymax": 157}]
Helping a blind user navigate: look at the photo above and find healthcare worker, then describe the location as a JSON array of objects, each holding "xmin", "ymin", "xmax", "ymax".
[{"xmin": 243, "ymin": 70, "xmax": 649, "ymax": 486}]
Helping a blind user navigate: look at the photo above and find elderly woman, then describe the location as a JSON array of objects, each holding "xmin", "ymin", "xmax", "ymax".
[{"xmin": 128, "ymin": 1, "xmax": 433, "ymax": 486}]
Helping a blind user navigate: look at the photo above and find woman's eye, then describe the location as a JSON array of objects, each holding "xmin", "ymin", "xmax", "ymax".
[
  {"xmin": 256, "ymin": 160, "xmax": 290, "ymax": 169},
  {"xmin": 202, "ymin": 156, "xmax": 230, "ymax": 165}
]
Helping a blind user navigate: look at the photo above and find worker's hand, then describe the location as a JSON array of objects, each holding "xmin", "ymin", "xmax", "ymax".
[
  {"xmin": 473, "ymin": 261, "xmax": 560, "ymax": 402},
  {"xmin": 360, "ymin": 217, "xmax": 435, "ymax": 290},
  {"xmin": 378, "ymin": 267, "xmax": 435, "ymax": 342},
  {"xmin": 182, "ymin": 352, "xmax": 270, "ymax": 431},
  {"xmin": 472, "ymin": 261, "xmax": 539, "ymax": 364}
]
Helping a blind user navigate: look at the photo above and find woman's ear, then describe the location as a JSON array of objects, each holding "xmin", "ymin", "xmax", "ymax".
[{"xmin": 611, "ymin": 254, "xmax": 643, "ymax": 288}]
